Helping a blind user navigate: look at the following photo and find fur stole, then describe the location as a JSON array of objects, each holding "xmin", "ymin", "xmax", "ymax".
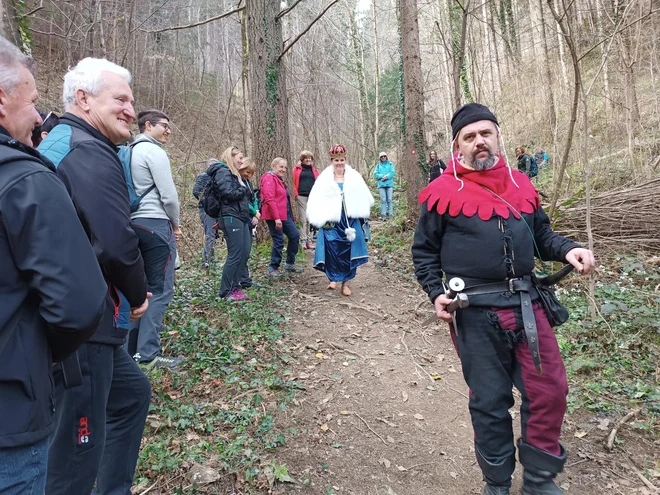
[
  {"xmin": 306, "ymin": 164, "xmax": 374, "ymax": 228},
  {"xmin": 419, "ymin": 154, "xmax": 539, "ymax": 220}
]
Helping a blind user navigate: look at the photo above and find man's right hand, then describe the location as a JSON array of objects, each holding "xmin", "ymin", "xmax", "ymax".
[
  {"xmin": 433, "ymin": 294, "xmax": 454, "ymax": 323},
  {"xmin": 275, "ymin": 219, "xmax": 282, "ymax": 230},
  {"xmin": 130, "ymin": 292, "xmax": 152, "ymax": 322}
]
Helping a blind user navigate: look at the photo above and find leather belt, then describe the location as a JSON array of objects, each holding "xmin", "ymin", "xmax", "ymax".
[{"xmin": 464, "ymin": 276, "xmax": 543, "ymax": 375}]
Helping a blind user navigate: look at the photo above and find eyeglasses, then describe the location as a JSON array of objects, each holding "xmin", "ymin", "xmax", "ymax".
[{"xmin": 155, "ymin": 121, "xmax": 171, "ymax": 131}]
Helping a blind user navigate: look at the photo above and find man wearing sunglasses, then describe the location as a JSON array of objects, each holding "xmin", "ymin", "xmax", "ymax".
[{"xmin": 126, "ymin": 109, "xmax": 183, "ymax": 370}]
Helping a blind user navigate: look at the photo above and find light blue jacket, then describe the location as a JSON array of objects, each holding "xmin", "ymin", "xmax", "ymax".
[{"xmin": 374, "ymin": 160, "xmax": 396, "ymax": 188}]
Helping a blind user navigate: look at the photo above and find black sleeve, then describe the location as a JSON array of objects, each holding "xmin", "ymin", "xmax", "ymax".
[
  {"xmin": 532, "ymin": 205, "xmax": 581, "ymax": 262},
  {"xmin": 439, "ymin": 159, "xmax": 447, "ymax": 171},
  {"xmin": 57, "ymin": 142, "xmax": 147, "ymax": 307},
  {"xmin": 411, "ymin": 202, "xmax": 446, "ymax": 303},
  {"xmin": 216, "ymin": 167, "xmax": 247, "ymax": 202},
  {"xmin": 2, "ymin": 169, "xmax": 107, "ymax": 361},
  {"xmin": 193, "ymin": 173, "xmax": 209, "ymax": 199}
]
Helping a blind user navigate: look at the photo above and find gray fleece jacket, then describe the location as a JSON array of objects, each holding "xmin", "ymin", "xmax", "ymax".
[{"xmin": 130, "ymin": 134, "xmax": 180, "ymax": 226}]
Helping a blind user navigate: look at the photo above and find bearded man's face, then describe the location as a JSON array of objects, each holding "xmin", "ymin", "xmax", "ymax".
[{"xmin": 455, "ymin": 120, "xmax": 500, "ymax": 171}]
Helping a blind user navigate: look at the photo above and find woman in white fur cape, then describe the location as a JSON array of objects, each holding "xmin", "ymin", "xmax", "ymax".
[{"xmin": 306, "ymin": 144, "xmax": 374, "ymax": 296}]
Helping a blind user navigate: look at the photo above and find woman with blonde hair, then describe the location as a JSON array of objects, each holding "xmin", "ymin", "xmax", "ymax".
[
  {"xmin": 205, "ymin": 146, "xmax": 252, "ymax": 300},
  {"xmin": 237, "ymin": 157, "xmax": 260, "ymax": 289},
  {"xmin": 292, "ymin": 150, "xmax": 320, "ymax": 249},
  {"xmin": 306, "ymin": 144, "xmax": 374, "ymax": 296}
]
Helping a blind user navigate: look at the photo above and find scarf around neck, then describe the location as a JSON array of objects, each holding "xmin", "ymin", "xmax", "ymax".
[{"xmin": 418, "ymin": 153, "xmax": 539, "ymax": 220}]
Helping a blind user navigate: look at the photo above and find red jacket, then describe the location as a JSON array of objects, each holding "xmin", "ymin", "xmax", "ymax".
[
  {"xmin": 260, "ymin": 172, "xmax": 293, "ymax": 221},
  {"xmin": 292, "ymin": 162, "xmax": 320, "ymax": 196}
]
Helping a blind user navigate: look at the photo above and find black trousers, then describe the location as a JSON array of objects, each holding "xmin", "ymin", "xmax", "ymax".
[
  {"xmin": 218, "ymin": 216, "xmax": 251, "ymax": 297},
  {"xmin": 47, "ymin": 343, "xmax": 152, "ymax": 495}
]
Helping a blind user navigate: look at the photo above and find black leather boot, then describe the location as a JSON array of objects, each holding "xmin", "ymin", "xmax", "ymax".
[
  {"xmin": 518, "ymin": 440, "xmax": 567, "ymax": 495},
  {"xmin": 476, "ymin": 446, "xmax": 515, "ymax": 495}
]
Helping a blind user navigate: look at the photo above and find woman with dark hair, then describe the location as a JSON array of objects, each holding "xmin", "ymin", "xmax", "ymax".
[
  {"xmin": 31, "ymin": 111, "xmax": 59, "ymax": 148},
  {"xmin": 292, "ymin": 150, "xmax": 320, "ymax": 249},
  {"xmin": 428, "ymin": 150, "xmax": 446, "ymax": 182}
]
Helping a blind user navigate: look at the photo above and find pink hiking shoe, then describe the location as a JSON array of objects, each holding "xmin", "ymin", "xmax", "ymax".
[{"xmin": 227, "ymin": 289, "xmax": 248, "ymax": 301}]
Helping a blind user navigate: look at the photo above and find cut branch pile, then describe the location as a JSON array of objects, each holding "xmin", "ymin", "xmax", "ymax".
[{"xmin": 553, "ymin": 178, "xmax": 660, "ymax": 252}]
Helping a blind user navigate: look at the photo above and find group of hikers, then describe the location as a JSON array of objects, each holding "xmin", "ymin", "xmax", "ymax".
[
  {"xmin": 191, "ymin": 146, "xmax": 391, "ymax": 300},
  {"xmin": 1, "ymin": 31, "xmax": 595, "ymax": 495}
]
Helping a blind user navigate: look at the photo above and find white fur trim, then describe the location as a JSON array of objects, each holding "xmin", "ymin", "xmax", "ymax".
[
  {"xmin": 345, "ymin": 227, "xmax": 356, "ymax": 241},
  {"xmin": 306, "ymin": 165, "xmax": 374, "ymax": 228}
]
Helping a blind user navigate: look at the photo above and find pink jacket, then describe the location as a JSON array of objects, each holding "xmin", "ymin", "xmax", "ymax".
[{"xmin": 259, "ymin": 172, "xmax": 293, "ymax": 221}]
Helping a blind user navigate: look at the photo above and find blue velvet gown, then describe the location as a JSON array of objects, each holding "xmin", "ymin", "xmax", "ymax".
[{"xmin": 313, "ymin": 183, "xmax": 369, "ymax": 282}]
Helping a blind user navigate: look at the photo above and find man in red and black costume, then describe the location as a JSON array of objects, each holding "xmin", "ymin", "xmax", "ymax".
[{"xmin": 412, "ymin": 103, "xmax": 595, "ymax": 495}]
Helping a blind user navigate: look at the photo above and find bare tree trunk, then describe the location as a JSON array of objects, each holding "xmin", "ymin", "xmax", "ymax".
[
  {"xmin": 596, "ymin": 0, "xmax": 612, "ymax": 118},
  {"xmin": 547, "ymin": 0, "xmax": 580, "ymax": 220},
  {"xmin": 398, "ymin": 0, "xmax": 427, "ymax": 214},
  {"xmin": 554, "ymin": 0, "xmax": 569, "ymax": 87},
  {"xmin": 246, "ymin": 0, "xmax": 291, "ymax": 175},
  {"xmin": 538, "ymin": 0, "xmax": 557, "ymax": 132},
  {"xmin": 240, "ymin": 7, "xmax": 251, "ymax": 152},
  {"xmin": 372, "ymin": 0, "xmax": 380, "ymax": 155},
  {"xmin": 347, "ymin": 0, "xmax": 371, "ymax": 172}
]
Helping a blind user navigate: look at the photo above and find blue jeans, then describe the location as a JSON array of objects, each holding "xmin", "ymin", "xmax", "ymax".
[
  {"xmin": 266, "ymin": 217, "xmax": 300, "ymax": 269},
  {"xmin": 378, "ymin": 187, "xmax": 393, "ymax": 219},
  {"xmin": 0, "ymin": 437, "xmax": 49, "ymax": 494}
]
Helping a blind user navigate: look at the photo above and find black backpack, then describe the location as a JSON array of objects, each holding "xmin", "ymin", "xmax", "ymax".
[{"xmin": 203, "ymin": 168, "xmax": 222, "ymax": 218}]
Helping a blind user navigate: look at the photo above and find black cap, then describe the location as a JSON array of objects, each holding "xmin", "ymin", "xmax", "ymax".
[{"xmin": 451, "ymin": 103, "xmax": 498, "ymax": 140}]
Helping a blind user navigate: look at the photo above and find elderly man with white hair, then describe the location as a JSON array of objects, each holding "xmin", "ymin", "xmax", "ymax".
[
  {"xmin": 38, "ymin": 58, "xmax": 151, "ymax": 495},
  {"xmin": 0, "ymin": 36, "xmax": 107, "ymax": 495}
]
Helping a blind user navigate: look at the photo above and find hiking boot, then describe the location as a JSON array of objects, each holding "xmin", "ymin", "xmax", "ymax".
[
  {"xmin": 143, "ymin": 355, "xmax": 185, "ymax": 371},
  {"xmin": 482, "ymin": 484, "xmax": 510, "ymax": 495},
  {"xmin": 284, "ymin": 263, "xmax": 303, "ymax": 273},
  {"xmin": 519, "ymin": 440, "xmax": 566, "ymax": 495},
  {"xmin": 226, "ymin": 289, "xmax": 248, "ymax": 301},
  {"xmin": 475, "ymin": 446, "xmax": 515, "ymax": 495},
  {"xmin": 267, "ymin": 267, "xmax": 281, "ymax": 277}
]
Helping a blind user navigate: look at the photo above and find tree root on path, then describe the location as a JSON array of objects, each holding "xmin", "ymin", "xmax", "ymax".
[
  {"xmin": 353, "ymin": 412, "xmax": 388, "ymax": 445},
  {"xmin": 336, "ymin": 301, "xmax": 384, "ymax": 319},
  {"xmin": 329, "ymin": 342, "xmax": 367, "ymax": 359}
]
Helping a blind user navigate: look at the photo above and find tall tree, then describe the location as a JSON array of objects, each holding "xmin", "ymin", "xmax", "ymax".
[
  {"xmin": 0, "ymin": 0, "xmax": 21, "ymax": 47},
  {"xmin": 398, "ymin": 0, "xmax": 427, "ymax": 213},
  {"xmin": 246, "ymin": 0, "xmax": 291, "ymax": 173}
]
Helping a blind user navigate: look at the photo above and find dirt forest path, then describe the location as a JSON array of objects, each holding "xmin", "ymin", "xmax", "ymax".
[{"xmin": 272, "ymin": 225, "xmax": 656, "ymax": 495}]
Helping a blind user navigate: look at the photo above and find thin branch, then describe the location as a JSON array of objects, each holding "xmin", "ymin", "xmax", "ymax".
[
  {"xmin": 577, "ymin": 8, "xmax": 660, "ymax": 62},
  {"xmin": 144, "ymin": 6, "xmax": 245, "ymax": 34},
  {"xmin": 277, "ymin": 0, "xmax": 304, "ymax": 20},
  {"xmin": 24, "ymin": 5, "xmax": 44, "ymax": 17},
  {"xmin": 278, "ymin": 0, "xmax": 339, "ymax": 61}
]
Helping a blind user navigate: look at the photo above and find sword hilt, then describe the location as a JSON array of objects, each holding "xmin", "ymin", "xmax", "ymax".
[
  {"xmin": 446, "ymin": 293, "xmax": 469, "ymax": 313},
  {"xmin": 445, "ymin": 277, "xmax": 466, "ymax": 299}
]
